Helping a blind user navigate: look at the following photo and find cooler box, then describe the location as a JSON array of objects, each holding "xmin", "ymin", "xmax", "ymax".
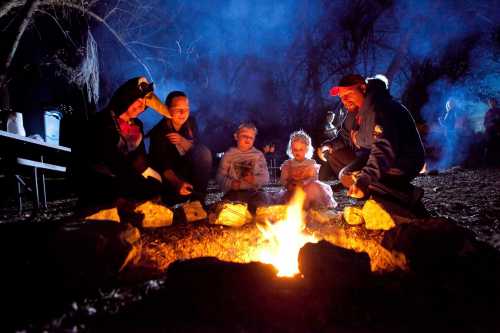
[{"xmin": 44, "ymin": 110, "xmax": 62, "ymax": 145}]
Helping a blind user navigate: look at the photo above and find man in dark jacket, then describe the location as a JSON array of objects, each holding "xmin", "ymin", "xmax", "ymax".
[
  {"xmin": 329, "ymin": 74, "xmax": 425, "ymax": 205},
  {"xmin": 76, "ymin": 76, "xmax": 169, "ymax": 209},
  {"xmin": 318, "ymin": 75, "xmax": 371, "ymax": 180},
  {"xmin": 149, "ymin": 91, "xmax": 212, "ymax": 205}
]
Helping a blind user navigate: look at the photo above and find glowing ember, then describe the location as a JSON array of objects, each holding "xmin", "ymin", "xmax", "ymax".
[{"xmin": 257, "ymin": 188, "xmax": 317, "ymax": 277}]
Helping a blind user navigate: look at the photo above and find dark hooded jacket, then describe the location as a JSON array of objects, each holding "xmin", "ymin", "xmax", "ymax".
[
  {"xmin": 86, "ymin": 111, "xmax": 148, "ymax": 178},
  {"xmin": 84, "ymin": 77, "xmax": 151, "ymax": 180},
  {"xmin": 354, "ymin": 79, "xmax": 425, "ymax": 193}
]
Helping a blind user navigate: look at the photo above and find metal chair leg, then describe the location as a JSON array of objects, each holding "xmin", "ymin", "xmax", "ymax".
[
  {"xmin": 33, "ymin": 167, "xmax": 40, "ymax": 209},
  {"xmin": 16, "ymin": 175, "xmax": 23, "ymax": 214},
  {"xmin": 41, "ymin": 171, "xmax": 47, "ymax": 209}
]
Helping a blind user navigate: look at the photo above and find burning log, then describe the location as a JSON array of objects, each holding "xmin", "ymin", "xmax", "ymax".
[{"xmin": 299, "ymin": 240, "xmax": 371, "ymax": 289}]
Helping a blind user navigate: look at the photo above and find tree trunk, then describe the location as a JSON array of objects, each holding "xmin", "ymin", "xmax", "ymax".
[{"xmin": 385, "ymin": 30, "xmax": 412, "ymax": 82}]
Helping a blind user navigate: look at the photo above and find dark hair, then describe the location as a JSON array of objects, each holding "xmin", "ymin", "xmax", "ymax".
[
  {"xmin": 337, "ymin": 74, "xmax": 365, "ymax": 87},
  {"xmin": 165, "ymin": 91, "xmax": 187, "ymax": 107}
]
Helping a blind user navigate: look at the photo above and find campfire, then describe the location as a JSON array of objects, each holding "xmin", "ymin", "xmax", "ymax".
[
  {"xmin": 256, "ymin": 188, "xmax": 317, "ymax": 277},
  {"xmin": 87, "ymin": 183, "xmax": 411, "ymax": 277}
]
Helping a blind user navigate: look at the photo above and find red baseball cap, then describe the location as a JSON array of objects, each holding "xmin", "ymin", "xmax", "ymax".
[{"xmin": 329, "ymin": 74, "xmax": 365, "ymax": 96}]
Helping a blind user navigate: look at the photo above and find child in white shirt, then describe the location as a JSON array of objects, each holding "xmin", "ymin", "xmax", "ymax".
[{"xmin": 216, "ymin": 122, "xmax": 270, "ymax": 211}]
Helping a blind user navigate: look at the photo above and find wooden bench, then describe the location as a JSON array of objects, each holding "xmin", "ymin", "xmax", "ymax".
[{"xmin": 1, "ymin": 130, "xmax": 71, "ymax": 213}]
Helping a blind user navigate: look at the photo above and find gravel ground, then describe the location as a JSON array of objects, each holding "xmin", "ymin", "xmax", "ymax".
[{"xmin": 2, "ymin": 167, "xmax": 499, "ymax": 249}]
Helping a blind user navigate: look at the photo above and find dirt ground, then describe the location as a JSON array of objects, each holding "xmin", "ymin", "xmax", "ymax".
[{"xmin": 1, "ymin": 166, "xmax": 500, "ymax": 249}]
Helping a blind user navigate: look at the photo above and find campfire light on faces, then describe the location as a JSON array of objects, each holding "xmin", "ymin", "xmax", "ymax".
[{"xmin": 257, "ymin": 187, "xmax": 318, "ymax": 277}]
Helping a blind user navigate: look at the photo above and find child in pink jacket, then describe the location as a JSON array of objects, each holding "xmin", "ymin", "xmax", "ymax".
[{"xmin": 280, "ymin": 130, "xmax": 337, "ymax": 209}]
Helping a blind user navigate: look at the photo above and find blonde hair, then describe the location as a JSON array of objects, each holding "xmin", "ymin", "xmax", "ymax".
[
  {"xmin": 235, "ymin": 122, "xmax": 258, "ymax": 135},
  {"xmin": 286, "ymin": 130, "xmax": 314, "ymax": 159}
]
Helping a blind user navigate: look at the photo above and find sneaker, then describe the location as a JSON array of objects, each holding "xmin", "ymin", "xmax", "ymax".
[{"xmin": 331, "ymin": 182, "xmax": 345, "ymax": 192}]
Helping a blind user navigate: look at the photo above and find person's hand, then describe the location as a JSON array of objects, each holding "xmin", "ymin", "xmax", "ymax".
[
  {"xmin": 231, "ymin": 179, "xmax": 241, "ymax": 190},
  {"xmin": 287, "ymin": 181, "xmax": 298, "ymax": 192},
  {"xmin": 167, "ymin": 133, "xmax": 193, "ymax": 151},
  {"xmin": 340, "ymin": 173, "xmax": 355, "ymax": 188},
  {"xmin": 317, "ymin": 146, "xmax": 330, "ymax": 162},
  {"xmin": 242, "ymin": 174, "xmax": 255, "ymax": 185},
  {"xmin": 290, "ymin": 169, "xmax": 303, "ymax": 181},
  {"xmin": 350, "ymin": 130, "xmax": 360, "ymax": 149},
  {"xmin": 166, "ymin": 133, "xmax": 186, "ymax": 145},
  {"xmin": 178, "ymin": 182, "xmax": 193, "ymax": 196},
  {"xmin": 304, "ymin": 167, "xmax": 315, "ymax": 178},
  {"xmin": 347, "ymin": 184, "xmax": 365, "ymax": 198}
]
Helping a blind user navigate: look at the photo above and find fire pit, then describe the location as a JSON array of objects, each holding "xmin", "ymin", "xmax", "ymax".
[{"xmin": 135, "ymin": 188, "xmax": 408, "ymax": 278}]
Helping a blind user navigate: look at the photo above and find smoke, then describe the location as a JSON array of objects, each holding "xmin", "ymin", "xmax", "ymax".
[
  {"xmin": 91, "ymin": 0, "xmax": 500, "ymax": 157},
  {"xmin": 421, "ymin": 79, "xmax": 489, "ymax": 170}
]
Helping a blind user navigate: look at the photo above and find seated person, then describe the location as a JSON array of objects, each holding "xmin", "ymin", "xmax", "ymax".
[
  {"xmin": 76, "ymin": 76, "xmax": 169, "ymax": 210},
  {"xmin": 216, "ymin": 122, "xmax": 269, "ymax": 212},
  {"xmin": 280, "ymin": 130, "xmax": 337, "ymax": 209},
  {"xmin": 148, "ymin": 91, "xmax": 212, "ymax": 205}
]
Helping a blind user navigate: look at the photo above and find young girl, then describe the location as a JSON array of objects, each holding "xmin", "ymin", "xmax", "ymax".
[{"xmin": 280, "ymin": 130, "xmax": 337, "ymax": 209}]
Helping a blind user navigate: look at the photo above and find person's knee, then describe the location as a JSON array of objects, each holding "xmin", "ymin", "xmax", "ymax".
[
  {"xmin": 338, "ymin": 166, "xmax": 349, "ymax": 181},
  {"xmin": 191, "ymin": 144, "xmax": 212, "ymax": 167}
]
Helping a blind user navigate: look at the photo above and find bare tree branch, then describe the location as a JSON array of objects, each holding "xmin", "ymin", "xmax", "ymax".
[
  {"xmin": 1, "ymin": 0, "xmax": 39, "ymax": 88},
  {"xmin": 0, "ymin": 0, "xmax": 25, "ymax": 19},
  {"xmin": 38, "ymin": 0, "xmax": 154, "ymax": 81}
]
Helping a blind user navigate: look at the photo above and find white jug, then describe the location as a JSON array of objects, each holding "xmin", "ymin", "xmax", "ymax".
[{"xmin": 6, "ymin": 112, "xmax": 26, "ymax": 136}]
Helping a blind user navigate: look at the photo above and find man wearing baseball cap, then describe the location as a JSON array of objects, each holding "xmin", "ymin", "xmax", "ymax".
[
  {"xmin": 318, "ymin": 74, "xmax": 371, "ymax": 186},
  {"xmin": 328, "ymin": 74, "xmax": 426, "ymax": 212}
]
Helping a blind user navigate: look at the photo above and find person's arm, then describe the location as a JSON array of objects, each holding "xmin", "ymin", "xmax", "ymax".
[
  {"xmin": 162, "ymin": 169, "xmax": 192, "ymax": 195},
  {"xmin": 302, "ymin": 162, "xmax": 319, "ymax": 183},
  {"xmin": 251, "ymin": 152, "xmax": 270, "ymax": 189},
  {"xmin": 280, "ymin": 160, "xmax": 290, "ymax": 186},
  {"xmin": 216, "ymin": 153, "xmax": 234, "ymax": 193},
  {"xmin": 353, "ymin": 114, "xmax": 397, "ymax": 196}
]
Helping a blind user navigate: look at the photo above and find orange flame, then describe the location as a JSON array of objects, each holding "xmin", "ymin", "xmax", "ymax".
[{"xmin": 257, "ymin": 188, "xmax": 317, "ymax": 277}]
